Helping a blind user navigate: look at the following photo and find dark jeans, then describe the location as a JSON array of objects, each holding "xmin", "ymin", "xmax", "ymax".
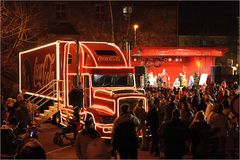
[
  {"xmin": 150, "ymin": 130, "xmax": 160, "ymax": 156},
  {"xmin": 118, "ymin": 147, "xmax": 138, "ymax": 159}
]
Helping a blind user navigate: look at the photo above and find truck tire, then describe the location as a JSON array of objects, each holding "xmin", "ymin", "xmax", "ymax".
[{"xmin": 52, "ymin": 112, "xmax": 61, "ymax": 127}]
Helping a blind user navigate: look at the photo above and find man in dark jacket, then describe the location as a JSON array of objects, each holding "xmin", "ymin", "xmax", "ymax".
[
  {"xmin": 69, "ymin": 86, "xmax": 83, "ymax": 108},
  {"xmin": 162, "ymin": 108, "xmax": 190, "ymax": 159},
  {"xmin": 112, "ymin": 103, "xmax": 140, "ymax": 159},
  {"xmin": 147, "ymin": 98, "xmax": 160, "ymax": 157}
]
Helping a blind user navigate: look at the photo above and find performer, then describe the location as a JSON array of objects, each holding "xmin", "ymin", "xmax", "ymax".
[
  {"xmin": 182, "ymin": 74, "xmax": 187, "ymax": 87},
  {"xmin": 173, "ymin": 77, "xmax": 180, "ymax": 88},
  {"xmin": 157, "ymin": 73, "xmax": 162, "ymax": 87},
  {"xmin": 188, "ymin": 76, "xmax": 194, "ymax": 88},
  {"xmin": 178, "ymin": 73, "xmax": 183, "ymax": 87},
  {"xmin": 149, "ymin": 72, "xmax": 156, "ymax": 86},
  {"xmin": 160, "ymin": 68, "xmax": 168, "ymax": 87}
]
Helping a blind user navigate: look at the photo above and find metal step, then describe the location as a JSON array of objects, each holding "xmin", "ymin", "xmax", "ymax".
[
  {"xmin": 54, "ymin": 102, "xmax": 64, "ymax": 107},
  {"xmin": 44, "ymin": 110, "xmax": 51, "ymax": 115},
  {"xmin": 49, "ymin": 106, "xmax": 58, "ymax": 113}
]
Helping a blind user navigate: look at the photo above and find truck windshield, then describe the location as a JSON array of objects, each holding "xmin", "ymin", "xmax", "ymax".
[{"xmin": 92, "ymin": 74, "xmax": 134, "ymax": 87}]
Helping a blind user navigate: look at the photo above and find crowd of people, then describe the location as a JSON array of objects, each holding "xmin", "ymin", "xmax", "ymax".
[
  {"xmin": 1, "ymin": 92, "xmax": 46, "ymax": 159},
  {"xmin": 1, "ymin": 79, "xmax": 239, "ymax": 159},
  {"xmin": 142, "ymin": 80, "xmax": 239, "ymax": 159},
  {"xmin": 99, "ymin": 80, "xmax": 239, "ymax": 159}
]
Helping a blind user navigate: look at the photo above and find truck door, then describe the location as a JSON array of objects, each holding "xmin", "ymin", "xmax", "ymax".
[{"xmin": 83, "ymin": 75, "xmax": 90, "ymax": 108}]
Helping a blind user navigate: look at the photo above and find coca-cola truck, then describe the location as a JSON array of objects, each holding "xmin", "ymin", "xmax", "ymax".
[{"xmin": 19, "ymin": 40, "xmax": 147, "ymax": 138}]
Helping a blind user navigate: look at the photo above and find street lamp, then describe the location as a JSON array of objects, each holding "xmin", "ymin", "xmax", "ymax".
[{"xmin": 133, "ymin": 24, "xmax": 139, "ymax": 47}]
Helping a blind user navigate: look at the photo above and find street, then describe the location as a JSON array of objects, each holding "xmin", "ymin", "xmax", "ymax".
[
  {"xmin": 37, "ymin": 123, "xmax": 192, "ymax": 159},
  {"xmin": 38, "ymin": 123, "xmax": 157, "ymax": 159}
]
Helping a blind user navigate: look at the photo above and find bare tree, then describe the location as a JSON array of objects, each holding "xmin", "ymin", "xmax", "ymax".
[
  {"xmin": 0, "ymin": 1, "xmax": 45, "ymax": 97},
  {"xmin": 109, "ymin": 0, "xmax": 114, "ymax": 43}
]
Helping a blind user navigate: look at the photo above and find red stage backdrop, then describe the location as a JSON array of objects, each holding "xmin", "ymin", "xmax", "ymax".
[{"xmin": 130, "ymin": 47, "xmax": 228, "ymax": 86}]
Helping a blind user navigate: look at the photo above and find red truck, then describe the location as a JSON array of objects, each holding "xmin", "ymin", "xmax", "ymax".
[{"xmin": 19, "ymin": 40, "xmax": 147, "ymax": 138}]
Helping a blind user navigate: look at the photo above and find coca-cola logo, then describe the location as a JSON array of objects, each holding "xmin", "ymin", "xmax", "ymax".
[
  {"xmin": 33, "ymin": 53, "xmax": 55, "ymax": 88},
  {"xmin": 97, "ymin": 56, "xmax": 121, "ymax": 62}
]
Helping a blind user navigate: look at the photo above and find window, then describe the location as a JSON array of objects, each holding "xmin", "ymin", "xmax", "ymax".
[
  {"xmin": 92, "ymin": 74, "xmax": 134, "ymax": 87},
  {"xmin": 95, "ymin": 4, "xmax": 104, "ymax": 20},
  {"xmin": 95, "ymin": 50, "xmax": 116, "ymax": 56},
  {"xmin": 55, "ymin": 2, "xmax": 66, "ymax": 19}
]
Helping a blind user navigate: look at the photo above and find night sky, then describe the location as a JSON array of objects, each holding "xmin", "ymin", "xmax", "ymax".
[{"xmin": 179, "ymin": 1, "xmax": 239, "ymax": 36}]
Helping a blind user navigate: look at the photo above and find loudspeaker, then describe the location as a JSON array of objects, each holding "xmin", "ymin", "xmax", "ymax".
[
  {"xmin": 211, "ymin": 66, "xmax": 221, "ymax": 84},
  {"xmin": 135, "ymin": 66, "xmax": 145, "ymax": 75},
  {"xmin": 221, "ymin": 67, "xmax": 234, "ymax": 75}
]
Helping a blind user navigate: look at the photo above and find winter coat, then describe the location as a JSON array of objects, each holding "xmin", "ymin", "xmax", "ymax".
[
  {"xmin": 111, "ymin": 112, "xmax": 140, "ymax": 150},
  {"xmin": 75, "ymin": 128, "xmax": 100, "ymax": 159}
]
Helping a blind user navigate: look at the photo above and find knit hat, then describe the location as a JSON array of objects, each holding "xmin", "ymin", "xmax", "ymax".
[
  {"xmin": 172, "ymin": 108, "xmax": 180, "ymax": 118},
  {"xmin": 120, "ymin": 103, "xmax": 130, "ymax": 114}
]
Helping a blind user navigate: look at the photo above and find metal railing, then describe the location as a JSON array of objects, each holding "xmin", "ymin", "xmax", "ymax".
[{"xmin": 27, "ymin": 79, "xmax": 65, "ymax": 121}]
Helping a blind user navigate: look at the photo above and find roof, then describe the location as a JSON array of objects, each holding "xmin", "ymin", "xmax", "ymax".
[
  {"xmin": 49, "ymin": 22, "xmax": 79, "ymax": 35},
  {"xmin": 130, "ymin": 46, "xmax": 228, "ymax": 57}
]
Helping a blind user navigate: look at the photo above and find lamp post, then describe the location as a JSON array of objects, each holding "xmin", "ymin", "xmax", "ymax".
[
  {"xmin": 134, "ymin": 24, "xmax": 139, "ymax": 47},
  {"xmin": 123, "ymin": 6, "xmax": 132, "ymax": 66}
]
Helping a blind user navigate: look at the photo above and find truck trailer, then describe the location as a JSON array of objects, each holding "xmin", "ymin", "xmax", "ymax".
[{"xmin": 19, "ymin": 40, "xmax": 147, "ymax": 138}]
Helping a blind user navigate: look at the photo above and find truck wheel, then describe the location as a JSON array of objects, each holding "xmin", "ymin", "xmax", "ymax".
[{"xmin": 52, "ymin": 112, "xmax": 61, "ymax": 127}]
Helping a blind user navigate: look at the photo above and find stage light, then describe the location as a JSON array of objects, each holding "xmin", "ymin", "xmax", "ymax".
[
  {"xmin": 196, "ymin": 61, "xmax": 201, "ymax": 67},
  {"xmin": 175, "ymin": 58, "xmax": 179, "ymax": 62},
  {"xmin": 168, "ymin": 58, "xmax": 172, "ymax": 61},
  {"xmin": 179, "ymin": 58, "xmax": 182, "ymax": 61},
  {"xmin": 133, "ymin": 58, "xmax": 137, "ymax": 62}
]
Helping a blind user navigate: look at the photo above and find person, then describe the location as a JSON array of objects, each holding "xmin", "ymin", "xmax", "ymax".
[
  {"xmin": 86, "ymin": 137, "xmax": 112, "ymax": 159},
  {"xmin": 189, "ymin": 111, "xmax": 212, "ymax": 158},
  {"xmin": 1, "ymin": 117, "xmax": 24, "ymax": 158},
  {"xmin": 14, "ymin": 100, "xmax": 31, "ymax": 129},
  {"xmin": 204, "ymin": 95, "xmax": 214, "ymax": 121},
  {"xmin": 133, "ymin": 99, "xmax": 147, "ymax": 149},
  {"xmin": 173, "ymin": 77, "xmax": 180, "ymax": 88},
  {"xmin": 112, "ymin": 103, "xmax": 140, "ymax": 159},
  {"xmin": 163, "ymin": 95, "xmax": 177, "ymax": 122},
  {"xmin": 157, "ymin": 73, "xmax": 162, "ymax": 87},
  {"xmin": 72, "ymin": 106, "xmax": 80, "ymax": 140},
  {"xmin": 208, "ymin": 103, "xmax": 230, "ymax": 158},
  {"xmin": 162, "ymin": 108, "xmax": 190, "ymax": 159},
  {"xmin": 147, "ymin": 98, "xmax": 160, "ymax": 157},
  {"xmin": 188, "ymin": 75, "xmax": 194, "ymax": 88},
  {"xmin": 69, "ymin": 86, "xmax": 83, "ymax": 108},
  {"xmin": 192, "ymin": 89, "xmax": 201, "ymax": 112},
  {"xmin": 18, "ymin": 127, "xmax": 46, "ymax": 159},
  {"xmin": 180, "ymin": 102, "xmax": 194, "ymax": 127},
  {"xmin": 149, "ymin": 72, "xmax": 156, "ymax": 86},
  {"xmin": 178, "ymin": 73, "xmax": 184, "ymax": 87},
  {"xmin": 75, "ymin": 118, "xmax": 101, "ymax": 159},
  {"xmin": 182, "ymin": 74, "xmax": 187, "ymax": 87},
  {"xmin": 160, "ymin": 68, "xmax": 168, "ymax": 87}
]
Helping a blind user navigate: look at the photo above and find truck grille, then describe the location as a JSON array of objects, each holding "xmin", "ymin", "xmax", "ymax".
[{"xmin": 118, "ymin": 97, "xmax": 145, "ymax": 114}]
